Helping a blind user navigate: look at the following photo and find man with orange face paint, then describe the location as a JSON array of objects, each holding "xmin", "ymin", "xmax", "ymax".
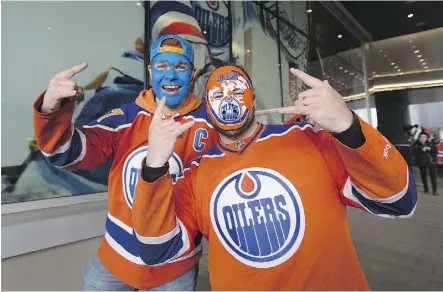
[
  {"xmin": 204, "ymin": 66, "xmax": 256, "ymax": 137},
  {"xmin": 132, "ymin": 65, "xmax": 417, "ymax": 290}
]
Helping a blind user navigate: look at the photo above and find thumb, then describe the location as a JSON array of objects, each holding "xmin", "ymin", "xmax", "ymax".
[{"xmin": 278, "ymin": 105, "xmax": 304, "ymax": 115}]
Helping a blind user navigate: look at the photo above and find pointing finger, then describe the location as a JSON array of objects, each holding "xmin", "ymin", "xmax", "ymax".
[
  {"xmin": 278, "ymin": 106, "xmax": 300, "ymax": 115},
  {"xmin": 54, "ymin": 63, "xmax": 88, "ymax": 79}
]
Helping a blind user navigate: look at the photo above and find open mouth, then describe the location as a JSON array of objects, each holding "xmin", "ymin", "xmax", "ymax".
[{"xmin": 162, "ymin": 85, "xmax": 182, "ymax": 94}]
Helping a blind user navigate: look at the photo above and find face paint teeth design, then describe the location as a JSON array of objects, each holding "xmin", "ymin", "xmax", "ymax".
[
  {"xmin": 220, "ymin": 97, "xmax": 241, "ymax": 122},
  {"xmin": 162, "ymin": 85, "xmax": 182, "ymax": 94},
  {"xmin": 206, "ymin": 67, "xmax": 255, "ymax": 130}
]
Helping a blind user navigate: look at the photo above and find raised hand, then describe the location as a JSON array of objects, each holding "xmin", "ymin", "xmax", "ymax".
[
  {"xmin": 145, "ymin": 97, "xmax": 195, "ymax": 168},
  {"xmin": 41, "ymin": 63, "xmax": 88, "ymax": 113},
  {"xmin": 279, "ymin": 69, "xmax": 353, "ymax": 133}
]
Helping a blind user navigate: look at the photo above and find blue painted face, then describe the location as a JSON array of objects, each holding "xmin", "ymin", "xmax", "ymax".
[{"xmin": 151, "ymin": 52, "xmax": 192, "ymax": 107}]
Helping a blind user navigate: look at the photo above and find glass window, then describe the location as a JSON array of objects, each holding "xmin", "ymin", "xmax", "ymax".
[
  {"xmin": 277, "ymin": 2, "xmax": 370, "ymax": 122},
  {"xmin": 1, "ymin": 1, "xmax": 144, "ymax": 203},
  {"xmin": 276, "ymin": 1, "xmax": 310, "ymax": 111},
  {"xmin": 231, "ymin": 1, "xmax": 283, "ymax": 124},
  {"xmin": 2, "ymin": 1, "xmax": 372, "ymax": 204}
]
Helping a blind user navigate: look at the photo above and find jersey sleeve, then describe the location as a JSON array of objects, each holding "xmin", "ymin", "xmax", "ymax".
[
  {"xmin": 132, "ymin": 160, "xmax": 201, "ymax": 266},
  {"xmin": 33, "ymin": 93, "xmax": 128, "ymax": 169},
  {"xmin": 308, "ymin": 117, "xmax": 417, "ymax": 218}
]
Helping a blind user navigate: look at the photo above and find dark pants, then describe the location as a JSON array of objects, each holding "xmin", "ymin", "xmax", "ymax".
[{"xmin": 419, "ymin": 166, "xmax": 437, "ymax": 193}]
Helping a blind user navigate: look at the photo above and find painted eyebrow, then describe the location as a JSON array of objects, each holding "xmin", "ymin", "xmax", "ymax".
[{"xmin": 213, "ymin": 90, "xmax": 223, "ymax": 95}]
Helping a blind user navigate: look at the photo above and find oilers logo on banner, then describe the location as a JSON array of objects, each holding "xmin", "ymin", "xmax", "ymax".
[
  {"xmin": 220, "ymin": 97, "xmax": 241, "ymax": 122},
  {"xmin": 210, "ymin": 167, "xmax": 305, "ymax": 268},
  {"xmin": 122, "ymin": 146, "xmax": 183, "ymax": 209}
]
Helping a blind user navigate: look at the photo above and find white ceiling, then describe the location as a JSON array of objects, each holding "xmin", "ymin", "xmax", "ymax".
[{"xmin": 371, "ymin": 27, "xmax": 443, "ymax": 76}]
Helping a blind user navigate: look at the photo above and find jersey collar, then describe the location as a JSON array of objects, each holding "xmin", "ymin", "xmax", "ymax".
[{"xmin": 217, "ymin": 123, "xmax": 265, "ymax": 155}]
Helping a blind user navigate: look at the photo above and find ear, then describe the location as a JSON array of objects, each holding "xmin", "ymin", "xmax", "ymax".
[
  {"xmin": 191, "ymin": 68, "xmax": 197, "ymax": 81},
  {"xmin": 190, "ymin": 68, "xmax": 199, "ymax": 92}
]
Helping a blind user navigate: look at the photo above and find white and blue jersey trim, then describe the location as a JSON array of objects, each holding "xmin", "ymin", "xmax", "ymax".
[
  {"xmin": 343, "ymin": 167, "xmax": 417, "ymax": 218},
  {"xmin": 41, "ymin": 103, "xmax": 147, "ymax": 168},
  {"xmin": 257, "ymin": 123, "xmax": 314, "ymax": 143},
  {"xmin": 105, "ymin": 213, "xmax": 202, "ymax": 266}
]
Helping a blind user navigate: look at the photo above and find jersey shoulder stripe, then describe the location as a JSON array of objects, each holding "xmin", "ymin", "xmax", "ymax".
[
  {"xmin": 257, "ymin": 123, "xmax": 313, "ymax": 142},
  {"xmin": 83, "ymin": 102, "xmax": 147, "ymax": 131}
]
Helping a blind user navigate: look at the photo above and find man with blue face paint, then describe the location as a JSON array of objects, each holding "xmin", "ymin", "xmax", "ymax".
[
  {"xmin": 149, "ymin": 36, "xmax": 193, "ymax": 108},
  {"xmin": 33, "ymin": 34, "xmax": 219, "ymax": 290}
]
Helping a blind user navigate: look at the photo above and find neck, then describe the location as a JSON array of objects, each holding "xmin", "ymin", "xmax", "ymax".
[
  {"xmin": 163, "ymin": 105, "xmax": 179, "ymax": 117},
  {"xmin": 220, "ymin": 120, "xmax": 259, "ymax": 144}
]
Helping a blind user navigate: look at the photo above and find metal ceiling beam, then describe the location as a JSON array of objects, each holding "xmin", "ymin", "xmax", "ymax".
[{"xmin": 321, "ymin": 1, "xmax": 372, "ymax": 43}]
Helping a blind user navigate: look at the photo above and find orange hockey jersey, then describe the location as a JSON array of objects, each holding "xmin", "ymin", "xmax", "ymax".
[
  {"xmin": 33, "ymin": 89, "xmax": 218, "ymax": 289},
  {"xmin": 133, "ymin": 118, "xmax": 417, "ymax": 290}
]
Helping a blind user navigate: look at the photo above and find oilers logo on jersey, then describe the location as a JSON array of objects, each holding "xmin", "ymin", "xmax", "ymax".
[
  {"xmin": 122, "ymin": 146, "xmax": 183, "ymax": 208},
  {"xmin": 210, "ymin": 167, "xmax": 305, "ymax": 268}
]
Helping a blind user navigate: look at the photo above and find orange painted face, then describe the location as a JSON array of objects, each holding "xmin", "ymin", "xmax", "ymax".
[{"xmin": 205, "ymin": 66, "xmax": 255, "ymax": 131}]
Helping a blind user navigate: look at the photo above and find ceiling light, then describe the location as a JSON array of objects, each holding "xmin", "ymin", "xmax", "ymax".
[
  {"xmin": 391, "ymin": 62, "xmax": 395, "ymax": 65},
  {"xmin": 408, "ymin": 14, "xmax": 414, "ymax": 18},
  {"xmin": 307, "ymin": 9, "xmax": 312, "ymax": 13},
  {"xmin": 344, "ymin": 70, "xmax": 348, "ymax": 73},
  {"xmin": 409, "ymin": 40, "xmax": 413, "ymax": 43},
  {"xmin": 136, "ymin": 2, "xmax": 141, "ymax": 6},
  {"xmin": 379, "ymin": 49, "xmax": 383, "ymax": 53},
  {"xmin": 394, "ymin": 66, "xmax": 398, "ymax": 69},
  {"xmin": 339, "ymin": 67, "xmax": 343, "ymax": 70},
  {"xmin": 420, "ymin": 59, "xmax": 425, "ymax": 62},
  {"xmin": 337, "ymin": 34, "xmax": 343, "ymax": 39},
  {"xmin": 417, "ymin": 54, "xmax": 422, "ymax": 57},
  {"xmin": 414, "ymin": 50, "xmax": 420, "ymax": 53},
  {"xmin": 246, "ymin": 49, "xmax": 250, "ymax": 53},
  {"xmin": 422, "ymin": 62, "xmax": 427, "ymax": 65},
  {"xmin": 350, "ymin": 72, "xmax": 355, "ymax": 75},
  {"xmin": 203, "ymin": 31, "xmax": 207, "ymax": 34},
  {"xmin": 397, "ymin": 69, "xmax": 401, "ymax": 72},
  {"xmin": 384, "ymin": 54, "xmax": 387, "ymax": 57},
  {"xmin": 424, "ymin": 66, "xmax": 429, "ymax": 69},
  {"xmin": 372, "ymin": 79, "xmax": 443, "ymax": 92}
]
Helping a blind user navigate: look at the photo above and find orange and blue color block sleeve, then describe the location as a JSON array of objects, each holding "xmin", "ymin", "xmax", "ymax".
[
  {"xmin": 132, "ymin": 160, "xmax": 201, "ymax": 265},
  {"xmin": 33, "ymin": 93, "xmax": 129, "ymax": 169},
  {"xmin": 311, "ymin": 118, "xmax": 417, "ymax": 218}
]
